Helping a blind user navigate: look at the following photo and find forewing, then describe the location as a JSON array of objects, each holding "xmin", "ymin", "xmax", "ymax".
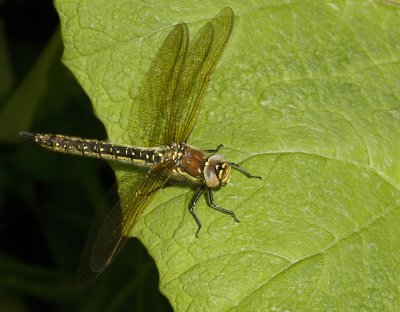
[
  {"xmin": 129, "ymin": 23, "xmax": 189, "ymax": 147},
  {"xmin": 77, "ymin": 165, "xmax": 170, "ymax": 287},
  {"xmin": 164, "ymin": 7, "xmax": 234, "ymax": 144}
]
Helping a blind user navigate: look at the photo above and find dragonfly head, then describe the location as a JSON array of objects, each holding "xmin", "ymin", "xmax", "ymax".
[{"xmin": 204, "ymin": 155, "xmax": 232, "ymax": 188}]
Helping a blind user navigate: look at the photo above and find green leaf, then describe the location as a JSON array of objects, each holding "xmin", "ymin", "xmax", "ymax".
[{"xmin": 55, "ymin": 0, "xmax": 400, "ymax": 310}]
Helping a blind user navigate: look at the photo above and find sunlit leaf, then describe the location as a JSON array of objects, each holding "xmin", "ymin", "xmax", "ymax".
[{"xmin": 55, "ymin": 0, "xmax": 400, "ymax": 310}]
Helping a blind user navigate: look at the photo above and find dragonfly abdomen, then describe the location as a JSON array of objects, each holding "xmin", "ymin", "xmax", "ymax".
[{"xmin": 20, "ymin": 132, "xmax": 162, "ymax": 165}]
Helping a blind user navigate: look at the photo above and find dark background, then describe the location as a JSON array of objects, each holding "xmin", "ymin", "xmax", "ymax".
[{"xmin": 0, "ymin": 0, "xmax": 172, "ymax": 310}]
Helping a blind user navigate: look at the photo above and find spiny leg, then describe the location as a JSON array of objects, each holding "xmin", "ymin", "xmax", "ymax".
[
  {"xmin": 204, "ymin": 144, "xmax": 224, "ymax": 153},
  {"xmin": 208, "ymin": 188, "xmax": 239, "ymax": 223},
  {"xmin": 190, "ymin": 185, "xmax": 205, "ymax": 237},
  {"xmin": 230, "ymin": 162, "xmax": 262, "ymax": 180}
]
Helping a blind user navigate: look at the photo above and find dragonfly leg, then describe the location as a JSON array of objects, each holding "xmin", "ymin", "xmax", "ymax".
[
  {"xmin": 208, "ymin": 188, "xmax": 239, "ymax": 223},
  {"xmin": 190, "ymin": 185, "xmax": 205, "ymax": 237},
  {"xmin": 204, "ymin": 144, "xmax": 224, "ymax": 153},
  {"xmin": 230, "ymin": 163, "xmax": 262, "ymax": 180}
]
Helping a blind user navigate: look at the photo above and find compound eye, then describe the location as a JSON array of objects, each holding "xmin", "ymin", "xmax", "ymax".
[
  {"xmin": 217, "ymin": 163, "xmax": 231, "ymax": 185},
  {"xmin": 204, "ymin": 155, "xmax": 231, "ymax": 188}
]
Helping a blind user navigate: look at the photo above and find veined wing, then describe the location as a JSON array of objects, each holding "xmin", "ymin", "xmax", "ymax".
[
  {"xmin": 128, "ymin": 22, "xmax": 189, "ymax": 147},
  {"xmin": 165, "ymin": 7, "xmax": 234, "ymax": 144},
  {"xmin": 77, "ymin": 164, "xmax": 170, "ymax": 287},
  {"xmin": 128, "ymin": 7, "xmax": 234, "ymax": 147}
]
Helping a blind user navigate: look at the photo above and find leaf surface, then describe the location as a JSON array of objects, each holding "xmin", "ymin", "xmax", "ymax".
[{"xmin": 55, "ymin": 1, "xmax": 400, "ymax": 310}]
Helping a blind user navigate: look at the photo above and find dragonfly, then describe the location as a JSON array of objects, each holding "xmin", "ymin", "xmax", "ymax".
[{"xmin": 20, "ymin": 7, "xmax": 261, "ymax": 286}]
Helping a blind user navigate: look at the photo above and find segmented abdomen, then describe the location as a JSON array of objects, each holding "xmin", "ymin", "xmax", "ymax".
[{"xmin": 20, "ymin": 132, "xmax": 162, "ymax": 165}]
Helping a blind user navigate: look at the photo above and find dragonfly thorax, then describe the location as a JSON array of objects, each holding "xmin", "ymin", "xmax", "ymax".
[{"xmin": 173, "ymin": 145, "xmax": 232, "ymax": 188}]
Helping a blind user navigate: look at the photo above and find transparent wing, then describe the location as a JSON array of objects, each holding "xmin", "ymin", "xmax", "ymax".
[
  {"xmin": 128, "ymin": 23, "xmax": 189, "ymax": 147},
  {"xmin": 128, "ymin": 7, "xmax": 234, "ymax": 147},
  {"xmin": 165, "ymin": 7, "xmax": 234, "ymax": 144},
  {"xmin": 77, "ymin": 164, "xmax": 170, "ymax": 287}
]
